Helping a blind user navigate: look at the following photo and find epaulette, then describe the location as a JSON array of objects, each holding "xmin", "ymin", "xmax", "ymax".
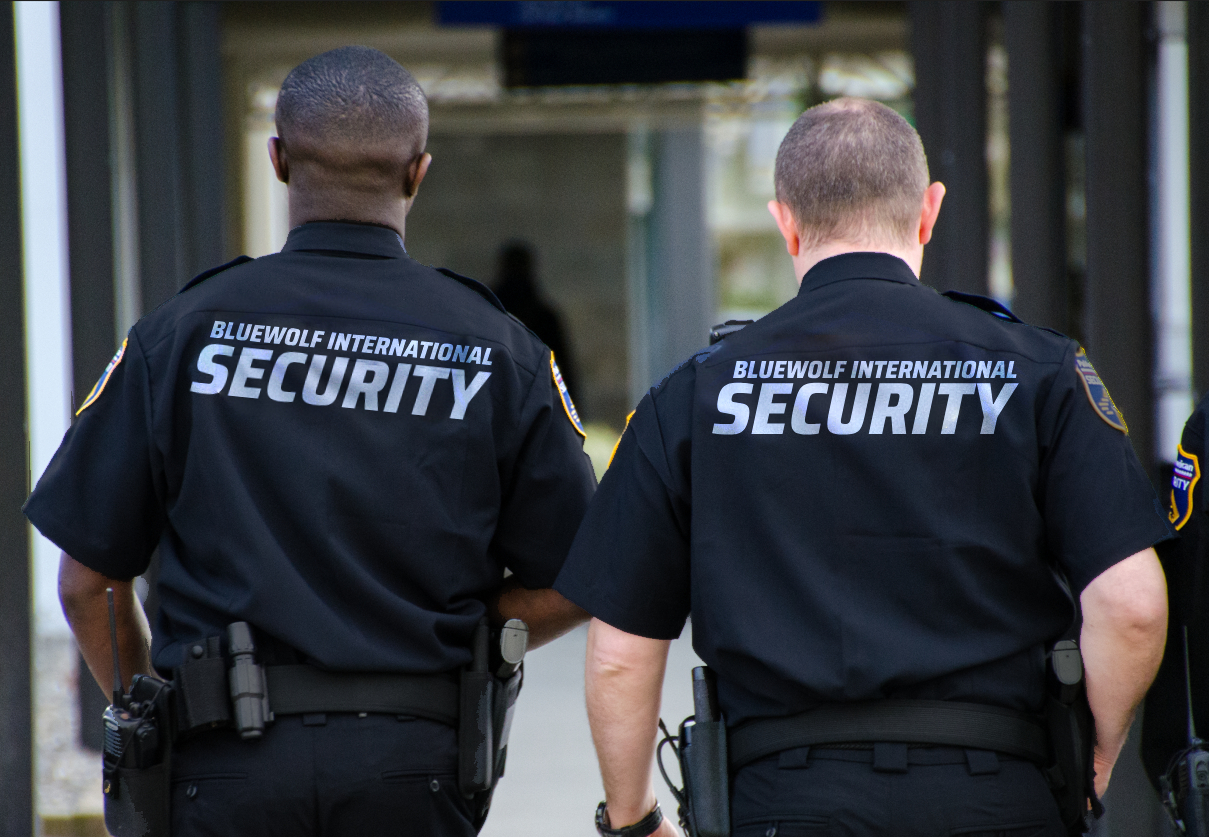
[
  {"xmin": 709, "ymin": 319, "xmax": 754, "ymax": 344},
  {"xmin": 941, "ymin": 290, "xmax": 1023, "ymax": 323},
  {"xmin": 179, "ymin": 256, "xmax": 254, "ymax": 294},
  {"xmin": 436, "ymin": 267, "xmax": 507, "ymax": 314}
]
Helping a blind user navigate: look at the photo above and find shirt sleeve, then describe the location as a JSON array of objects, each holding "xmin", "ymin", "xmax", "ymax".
[
  {"xmin": 1038, "ymin": 342, "xmax": 1174, "ymax": 593},
  {"xmin": 554, "ymin": 387, "xmax": 693, "ymax": 640},
  {"xmin": 22, "ymin": 330, "xmax": 165, "ymax": 580},
  {"xmin": 490, "ymin": 354, "xmax": 597, "ymax": 589}
]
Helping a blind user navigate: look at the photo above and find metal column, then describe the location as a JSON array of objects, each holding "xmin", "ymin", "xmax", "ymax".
[
  {"xmin": 0, "ymin": 3, "xmax": 34, "ymax": 831},
  {"xmin": 1082, "ymin": 3, "xmax": 1154, "ymax": 474},
  {"xmin": 1004, "ymin": 2, "xmax": 1067, "ymax": 332},
  {"xmin": 1084, "ymin": 6, "xmax": 1163, "ymax": 833},
  {"xmin": 646, "ymin": 127, "xmax": 713, "ymax": 384},
  {"xmin": 909, "ymin": 1, "xmax": 988, "ymax": 295},
  {"xmin": 1190, "ymin": 2, "xmax": 1209, "ymax": 400},
  {"xmin": 60, "ymin": 0, "xmax": 119, "ymax": 752}
]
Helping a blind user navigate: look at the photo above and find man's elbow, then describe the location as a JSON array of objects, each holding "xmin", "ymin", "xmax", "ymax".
[
  {"xmin": 1082, "ymin": 548, "xmax": 1168, "ymax": 641},
  {"xmin": 58, "ymin": 553, "xmax": 111, "ymax": 622}
]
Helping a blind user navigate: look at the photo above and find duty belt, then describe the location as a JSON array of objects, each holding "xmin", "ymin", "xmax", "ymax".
[
  {"xmin": 727, "ymin": 699, "xmax": 1050, "ymax": 769},
  {"xmin": 174, "ymin": 659, "xmax": 460, "ymax": 736}
]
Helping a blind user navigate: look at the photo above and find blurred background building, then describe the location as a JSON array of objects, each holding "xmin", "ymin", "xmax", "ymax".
[{"xmin": 1, "ymin": 1, "xmax": 1205, "ymax": 834}]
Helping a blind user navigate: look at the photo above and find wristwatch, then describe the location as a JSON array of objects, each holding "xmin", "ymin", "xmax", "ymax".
[{"xmin": 595, "ymin": 801, "xmax": 663, "ymax": 837}]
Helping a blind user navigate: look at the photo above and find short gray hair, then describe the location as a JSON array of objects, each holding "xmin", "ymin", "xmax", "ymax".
[{"xmin": 774, "ymin": 98, "xmax": 929, "ymax": 249}]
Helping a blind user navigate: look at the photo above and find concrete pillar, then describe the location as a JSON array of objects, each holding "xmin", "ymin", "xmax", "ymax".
[{"xmin": 909, "ymin": 1, "xmax": 988, "ymax": 295}]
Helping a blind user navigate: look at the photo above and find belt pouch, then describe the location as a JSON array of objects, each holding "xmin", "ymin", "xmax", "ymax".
[
  {"xmin": 104, "ymin": 759, "xmax": 170, "ymax": 837},
  {"xmin": 683, "ymin": 719, "xmax": 731, "ymax": 837}
]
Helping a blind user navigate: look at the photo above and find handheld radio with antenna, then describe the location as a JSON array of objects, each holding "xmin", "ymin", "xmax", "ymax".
[
  {"xmin": 1162, "ymin": 625, "xmax": 1209, "ymax": 836},
  {"xmin": 107, "ymin": 587, "xmax": 124, "ymax": 708}
]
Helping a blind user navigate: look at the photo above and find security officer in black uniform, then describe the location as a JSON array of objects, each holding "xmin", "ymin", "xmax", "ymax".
[
  {"xmin": 1142, "ymin": 395, "xmax": 1209, "ymax": 809},
  {"xmin": 553, "ymin": 98, "xmax": 1171, "ymax": 837},
  {"xmin": 24, "ymin": 46, "xmax": 594, "ymax": 836}
]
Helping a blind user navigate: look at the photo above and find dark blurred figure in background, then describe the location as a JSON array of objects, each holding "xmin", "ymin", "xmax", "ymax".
[{"xmin": 494, "ymin": 242, "xmax": 579, "ymax": 397}]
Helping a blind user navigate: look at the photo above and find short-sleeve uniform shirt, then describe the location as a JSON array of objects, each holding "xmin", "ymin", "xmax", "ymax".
[
  {"xmin": 25, "ymin": 222, "xmax": 597, "ymax": 675},
  {"xmin": 555, "ymin": 252, "xmax": 1170, "ymax": 726},
  {"xmin": 1142, "ymin": 394, "xmax": 1209, "ymax": 781}
]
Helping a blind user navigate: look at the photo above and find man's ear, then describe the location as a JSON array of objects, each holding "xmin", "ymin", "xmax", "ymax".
[
  {"xmin": 268, "ymin": 137, "xmax": 289, "ymax": 185},
  {"xmin": 768, "ymin": 200, "xmax": 801, "ymax": 257},
  {"xmin": 404, "ymin": 152, "xmax": 432, "ymax": 200},
  {"xmin": 918, "ymin": 181, "xmax": 946, "ymax": 245}
]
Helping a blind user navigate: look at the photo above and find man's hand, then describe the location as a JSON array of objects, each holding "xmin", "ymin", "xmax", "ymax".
[
  {"xmin": 1080, "ymin": 547, "xmax": 1168, "ymax": 798},
  {"xmin": 59, "ymin": 553, "xmax": 153, "ymax": 695},
  {"xmin": 585, "ymin": 617, "xmax": 672, "ymax": 831},
  {"xmin": 488, "ymin": 577, "xmax": 588, "ymax": 650}
]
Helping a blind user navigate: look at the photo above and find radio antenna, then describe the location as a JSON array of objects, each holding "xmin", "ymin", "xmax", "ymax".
[
  {"xmin": 106, "ymin": 588, "xmax": 123, "ymax": 707},
  {"xmin": 1185, "ymin": 625, "xmax": 1201, "ymax": 745}
]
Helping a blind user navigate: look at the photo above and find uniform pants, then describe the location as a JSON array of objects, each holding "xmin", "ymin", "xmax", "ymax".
[
  {"xmin": 731, "ymin": 745, "xmax": 1067, "ymax": 837},
  {"xmin": 170, "ymin": 713, "xmax": 476, "ymax": 837}
]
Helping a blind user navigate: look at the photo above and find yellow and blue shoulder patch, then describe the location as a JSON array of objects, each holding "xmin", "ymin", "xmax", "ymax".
[
  {"xmin": 1074, "ymin": 347, "xmax": 1127, "ymax": 433},
  {"xmin": 607, "ymin": 410, "xmax": 636, "ymax": 470},
  {"xmin": 76, "ymin": 338, "xmax": 127, "ymax": 415},
  {"xmin": 1169, "ymin": 444, "xmax": 1201, "ymax": 530},
  {"xmin": 551, "ymin": 352, "xmax": 585, "ymax": 438}
]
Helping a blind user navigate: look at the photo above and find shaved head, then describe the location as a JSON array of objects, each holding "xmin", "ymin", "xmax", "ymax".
[
  {"xmin": 275, "ymin": 46, "xmax": 428, "ymax": 184},
  {"xmin": 774, "ymin": 98, "xmax": 929, "ymax": 249}
]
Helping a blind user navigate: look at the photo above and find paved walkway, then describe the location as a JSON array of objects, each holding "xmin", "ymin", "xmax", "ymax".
[{"xmin": 482, "ymin": 623, "xmax": 703, "ymax": 837}]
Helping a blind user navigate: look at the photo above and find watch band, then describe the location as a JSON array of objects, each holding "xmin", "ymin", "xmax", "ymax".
[{"xmin": 595, "ymin": 801, "xmax": 663, "ymax": 837}]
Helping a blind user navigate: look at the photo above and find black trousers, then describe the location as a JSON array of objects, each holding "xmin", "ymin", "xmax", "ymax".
[
  {"xmin": 170, "ymin": 713, "xmax": 476, "ymax": 837},
  {"xmin": 731, "ymin": 745, "xmax": 1067, "ymax": 837}
]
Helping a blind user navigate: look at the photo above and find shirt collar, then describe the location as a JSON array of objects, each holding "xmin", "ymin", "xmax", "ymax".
[
  {"xmin": 282, "ymin": 221, "xmax": 407, "ymax": 258},
  {"xmin": 797, "ymin": 252, "xmax": 919, "ymax": 296}
]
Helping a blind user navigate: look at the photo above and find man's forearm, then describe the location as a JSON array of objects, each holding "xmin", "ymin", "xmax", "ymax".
[
  {"xmin": 585, "ymin": 617, "xmax": 670, "ymax": 827},
  {"xmin": 489, "ymin": 577, "xmax": 588, "ymax": 649},
  {"xmin": 1080, "ymin": 547, "xmax": 1168, "ymax": 793},
  {"xmin": 59, "ymin": 553, "xmax": 153, "ymax": 695}
]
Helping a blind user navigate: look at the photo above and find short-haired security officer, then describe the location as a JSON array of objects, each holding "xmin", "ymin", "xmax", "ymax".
[
  {"xmin": 553, "ymin": 98, "xmax": 1171, "ymax": 837},
  {"xmin": 24, "ymin": 46, "xmax": 594, "ymax": 836}
]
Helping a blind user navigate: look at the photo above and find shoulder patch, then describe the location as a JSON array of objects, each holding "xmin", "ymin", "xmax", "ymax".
[
  {"xmin": 551, "ymin": 352, "xmax": 585, "ymax": 438},
  {"xmin": 941, "ymin": 290, "xmax": 1023, "ymax": 322},
  {"xmin": 436, "ymin": 267, "xmax": 507, "ymax": 314},
  {"xmin": 1169, "ymin": 444, "xmax": 1201, "ymax": 530},
  {"xmin": 76, "ymin": 338, "xmax": 127, "ymax": 415},
  {"xmin": 179, "ymin": 255, "xmax": 253, "ymax": 294},
  {"xmin": 1074, "ymin": 347, "xmax": 1127, "ymax": 433}
]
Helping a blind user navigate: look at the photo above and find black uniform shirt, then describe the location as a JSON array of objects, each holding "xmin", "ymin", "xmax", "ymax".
[
  {"xmin": 555, "ymin": 252, "xmax": 1170, "ymax": 726},
  {"xmin": 1142, "ymin": 394, "xmax": 1209, "ymax": 784},
  {"xmin": 25, "ymin": 222, "xmax": 596, "ymax": 675}
]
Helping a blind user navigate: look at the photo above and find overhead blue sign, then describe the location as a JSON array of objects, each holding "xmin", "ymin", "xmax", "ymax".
[{"xmin": 437, "ymin": 1, "xmax": 822, "ymax": 30}]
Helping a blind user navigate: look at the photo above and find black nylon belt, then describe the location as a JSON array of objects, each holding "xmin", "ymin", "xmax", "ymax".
[
  {"xmin": 728, "ymin": 700, "xmax": 1049, "ymax": 769},
  {"xmin": 264, "ymin": 666, "xmax": 460, "ymax": 727}
]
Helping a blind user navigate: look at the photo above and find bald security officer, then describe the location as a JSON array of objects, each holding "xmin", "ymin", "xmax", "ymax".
[
  {"xmin": 554, "ymin": 98, "xmax": 1171, "ymax": 837},
  {"xmin": 25, "ymin": 46, "xmax": 594, "ymax": 837}
]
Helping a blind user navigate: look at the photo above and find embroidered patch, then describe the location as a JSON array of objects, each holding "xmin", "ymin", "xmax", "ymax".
[
  {"xmin": 1074, "ymin": 348, "xmax": 1127, "ymax": 433},
  {"xmin": 1169, "ymin": 444, "xmax": 1201, "ymax": 530},
  {"xmin": 76, "ymin": 339, "xmax": 127, "ymax": 415},
  {"xmin": 551, "ymin": 352, "xmax": 585, "ymax": 438}
]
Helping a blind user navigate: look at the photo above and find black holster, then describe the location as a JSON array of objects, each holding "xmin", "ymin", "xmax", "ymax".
[
  {"xmin": 671, "ymin": 667, "xmax": 731, "ymax": 837},
  {"xmin": 1045, "ymin": 639, "xmax": 1102, "ymax": 835},
  {"xmin": 458, "ymin": 618, "xmax": 526, "ymax": 831},
  {"xmin": 103, "ymin": 675, "xmax": 174, "ymax": 837}
]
